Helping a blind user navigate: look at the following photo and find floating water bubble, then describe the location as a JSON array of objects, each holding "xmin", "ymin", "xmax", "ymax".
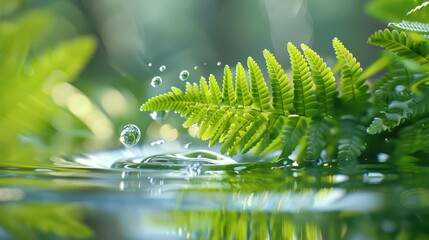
[
  {"xmin": 184, "ymin": 142, "xmax": 192, "ymax": 149},
  {"xmin": 395, "ymin": 85, "xmax": 406, "ymax": 92},
  {"xmin": 159, "ymin": 65, "xmax": 166, "ymax": 72},
  {"xmin": 120, "ymin": 124, "xmax": 141, "ymax": 147},
  {"xmin": 148, "ymin": 62, "xmax": 152, "ymax": 67},
  {"xmin": 217, "ymin": 61, "xmax": 221, "ymax": 66},
  {"xmin": 151, "ymin": 76, "xmax": 162, "ymax": 87},
  {"xmin": 150, "ymin": 110, "xmax": 169, "ymax": 121},
  {"xmin": 179, "ymin": 70, "xmax": 189, "ymax": 81},
  {"xmin": 194, "ymin": 66, "xmax": 198, "ymax": 70},
  {"xmin": 187, "ymin": 162, "xmax": 202, "ymax": 177},
  {"xmin": 377, "ymin": 153, "xmax": 389, "ymax": 163},
  {"xmin": 150, "ymin": 140, "xmax": 165, "ymax": 146}
]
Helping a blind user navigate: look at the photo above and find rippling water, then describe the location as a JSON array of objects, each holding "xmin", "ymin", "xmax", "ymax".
[{"xmin": 1, "ymin": 149, "xmax": 429, "ymax": 239}]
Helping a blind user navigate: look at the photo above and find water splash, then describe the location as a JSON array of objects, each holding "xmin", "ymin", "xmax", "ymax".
[
  {"xmin": 151, "ymin": 76, "xmax": 162, "ymax": 87},
  {"xmin": 150, "ymin": 140, "xmax": 165, "ymax": 146},
  {"xmin": 179, "ymin": 70, "xmax": 189, "ymax": 81},
  {"xmin": 184, "ymin": 142, "xmax": 192, "ymax": 149},
  {"xmin": 187, "ymin": 162, "xmax": 203, "ymax": 176},
  {"xmin": 119, "ymin": 124, "xmax": 141, "ymax": 147},
  {"xmin": 111, "ymin": 150, "xmax": 237, "ymax": 171}
]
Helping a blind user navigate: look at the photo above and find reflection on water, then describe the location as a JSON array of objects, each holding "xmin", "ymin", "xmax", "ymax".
[{"xmin": 1, "ymin": 150, "xmax": 429, "ymax": 239}]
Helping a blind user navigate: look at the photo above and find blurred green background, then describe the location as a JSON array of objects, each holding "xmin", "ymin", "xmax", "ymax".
[{"xmin": 0, "ymin": 0, "xmax": 385, "ymax": 164}]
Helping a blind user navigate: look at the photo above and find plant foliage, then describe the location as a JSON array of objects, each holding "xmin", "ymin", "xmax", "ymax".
[{"xmin": 142, "ymin": 2, "xmax": 429, "ymax": 166}]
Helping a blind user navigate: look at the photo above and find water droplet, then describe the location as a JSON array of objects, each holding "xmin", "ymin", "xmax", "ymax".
[
  {"xmin": 148, "ymin": 62, "xmax": 152, "ymax": 67},
  {"xmin": 179, "ymin": 70, "xmax": 189, "ymax": 81},
  {"xmin": 120, "ymin": 124, "xmax": 141, "ymax": 147},
  {"xmin": 377, "ymin": 153, "xmax": 389, "ymax": 162},
  {"xmin": 384, "ymin": 138, "xmax": 389, "ymax": 143},
  {"xmin": 193, "ymin": 66, "xmax": 198, "ymax": 70},
  {"xmin": 184, "ymin": 142, "xmax": 192, "ymax": 149},
  {"xmin": 151, "ymin": 76, "xmax": 162, "ymax": 87},
  {"xmin": 217, "ymin": 61, "xmax": 221, "ymax": 66},
  {"xmin": 187, "ymin": 162, "xmax": 202, "ymax": 176},
  {"xmin": 150, "ymin": 110, "xmax": 169, "ymax": 121},
  {"xmin": 159, "ymin": 65, "xmax": 166, "ymax": 72},
  {"xmin": 203, "ymin": 62, "xmax": 207, "ymax": 66},
  {"xmin": 395, "ymin": 85, "xmax": 405, "ymax": 92}
]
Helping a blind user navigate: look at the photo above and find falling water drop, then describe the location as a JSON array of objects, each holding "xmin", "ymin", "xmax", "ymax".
[
  {"xmin": 151, "ymin": 76, "xmax": 162, "ymax": 87},
  {"xmin": 184, "ymin": 142, "xmax": 192, "ymax": 149},
  {"xmin": 119, "ymin": 124, "xmax": 141, "ymax": 147},
  {"xmin": 150, "ymin": 110, "xmax": 169, "ymax": 121},
  {"xmin": 148, "ymin": 63, "xmax": 152, "ymax": 67},
  {"xmin": 159, "ymin": 65, "xmax": 166, "ymax": 72},
  {"xmin": 179, "ymin": 70, "xmax": 189, "ymax": 81},
  {"xmin": 217, "ymin": 61, "xmax": 221, "ymax": 66},
  {"xmin": 187, "ymin": 162, "xmax": 203, "ymax": 177}
]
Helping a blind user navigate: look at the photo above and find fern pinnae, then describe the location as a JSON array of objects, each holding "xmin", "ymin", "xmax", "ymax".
[
  {"xmin": 235, "ymin": 62, "xmax": 252, "ymax": 107},
  {"xmin": 368, "ymin": 29, "xmax": 429, "ymax": 67},
  {"xmin": 263, "ymin": 49, "xmax": 294, "ymax": 115},
  {"xmin": 279, "ymin": 116, "xmax": 308, "ymax": 159},
  {"xmin": 333, "ymin": 38, "xmax": 368, "ymax": 103},
  {"xmin": 222, "ymin": 65, "xmax": 236, "ymax": 105},
  {"xmin": 199, "ymin": 77, "xmax": 210, "ymax": 104},
  {"xmin": 301, "ymin": 44, "xmax": 337, "ymax": 117},
  {"xmin": 209, "ymin": 74, "xmax": 222, "ymax": 105},
  {"xmin": 248, "ymin": 57, "xmax": 271, "ymax": 111},
  {"xmin": 389, "ymin": 21, "xmax": 429, "ymax": 35},
  {"xmin": 305, "ymin": 118, "xmax": 330, "ymax": 160},
  {"xmin": 287, "ymin": 42, "xmax": 319, "ymax": 117}
]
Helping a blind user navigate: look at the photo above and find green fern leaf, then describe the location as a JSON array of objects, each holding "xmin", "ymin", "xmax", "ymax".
[
  {"xmin": 301, "ymin": 44, "xmax": 337, "ymax": 117},
  {"xmin": 333, "ymin": 38, "xmax": 369, "ymax": 104},
  {"xmin": 279, "ymin": 117, "xmax": 309, "ymax": 159},
  {"xmin": 235, "ymin": 63, "xmax": 253, "ymax": 107},
  {"xmin": 368, "ymin": 29, "xmax": 429, "ymax": 67},
  {"xmin": 409, "ymin": 94, "xmax": 429, "ymax": 117},
  {"xmin": 305, "ymin": 118, "xmax": 331, "ymax": 160},
  {"xmin": 337, "ymin": 117, "xmax": 366, "ymax": 165},
  {"xmin": 248, "ymin": 57, "xmax": 271, "ymax": 111},
  {"xmin": 389, "ymin": 21, "xmax": 429, "ymax": 35},
  {"xmin": 263, "ymin": 49, "xmax": 294, "ymax": 114},
  {"xmin": 395, "ymin": 117, "xmax": 429, "ymax": 155},
  {"xmin": 222, "ymin": 65, "xmax": 236, "ymax": 105},
  {"xmin": 287, "ymin": 43, "xmax": 319, "ymax": 117}
]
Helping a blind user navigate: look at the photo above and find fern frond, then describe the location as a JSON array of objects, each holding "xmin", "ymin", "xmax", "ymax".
[
  {"xmin": 337, "ymin": 117, "xmax": 367, "ymax": 165},
  {"xmin": 263, "ymin": 50, "xmax": 294, "ymax": 115},
  {"xmin": 368, "ymin": 29, "xmax": 429, "ymax": 67},
  {"xmin": 301, "ymin": 44, "xmax": 337, "ymax": 116},
  {"xmin": 333, "ymin": 38, "xmax": 369, "ymax": 104},
  {"xmin": 389, "ymin": 21, "xmax": 429, "ymax": 35},
  {"xmin": 287, "ymin": 43, "xmax": 319, "ymax": 117}
]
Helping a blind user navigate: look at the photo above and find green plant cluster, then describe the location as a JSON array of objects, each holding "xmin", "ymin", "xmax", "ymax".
[{"xmin": 141, "ymin": 3, "xmax": 429, "ymax": 166}]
